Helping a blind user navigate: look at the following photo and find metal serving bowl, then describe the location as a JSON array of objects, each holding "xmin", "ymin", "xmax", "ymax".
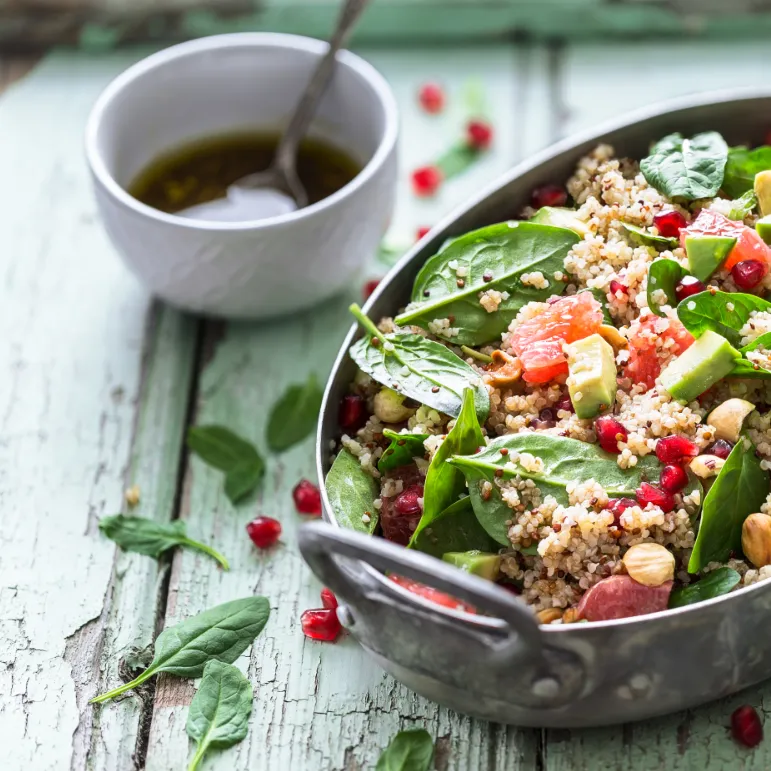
[{"xmin": 298, "ymin": 90, "xmax": 771, "ymax": 728}]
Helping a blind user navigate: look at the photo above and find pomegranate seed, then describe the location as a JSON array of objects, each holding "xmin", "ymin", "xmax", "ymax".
[
  {"xmin": 531, "ymin": 184, "xmax": 567, "ymax": 209},
  {"xmin": 660, "ymin": 464, "xmax": 688, "ymax": 493},
  {"xmin": 606, "ymin": 497, "xmax": 636, "ymax": 525},
  {"xmin": 301, "ymin": 608, "xmax": 342, "ymax": 642},
  {"xmin": 595, "ymin": 415, "xmax": 628, "ymax": 454},
  {"xmin": 466, "ymin": 120, "xmax": 493, "ymax": 150},
  {"xmin": 732, "ymin": 260, "xmax": 767, "ymax": 290},
  {"xmin": 539, "ymin": 408, "xmax": 554, "ymax": 423},
  {"xmin": 674, "ymin": 275, "xmax": 706, "ymax": 303},
  {"xmin": 706, "ymin": 439, "xmax": 734, "ymax": 460},
  {"xmin": 293, "ymin": 479, "xmax": 322, "ymax": 516},
  {"xmin": 636, "ymin": 482, "xmax": 676, "ymax": 512},
  {"xmin": 412, "ymin": 166, "xmax": 443, "ymax": 197},
  {"xmin": 321, "ymin": 587, "xmax": 338, "ymax": 610},
  {"xmin": 338, "ymin": 394, "xmax": 367, "ymax": 433},
  {"xmin": 416, "ymin": 226, "xmax": 431, "ymax": 241},
  {"xmin": 656, "ymin": 435, "xmax": 699, "ymax": 464},
  {"xmin": 555, "ymin": 394, "xmax": 575, "ymax": 414},
  {"xmin": 609, "ymin": 279, "xmax": 629, "ymax": 297},
  {"xmin": 363, "ymin": 278, "xmax": 380, "ymax": 300},
  {"xmin": 395, "ymin": 484, "xmax": 424, "ymax": 516},
  {"xmin": 418, "ymin": 82, "xmax": 445, "ymax": 114},
  {"xmin": 731, "ymin": 705, "xmax": 763, "ymax": 748},
  {"xmin": 246, "ymin": 516, "xmax": 282, "ymax": 549},
  {"xmin": 653, "ymin": 209, "xmax": 688, "ymax": 238}
]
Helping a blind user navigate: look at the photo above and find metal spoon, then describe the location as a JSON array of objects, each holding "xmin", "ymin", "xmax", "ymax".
[{"xmin": 180, "ymin": 0, "xmax": 370, "ymax": 222}]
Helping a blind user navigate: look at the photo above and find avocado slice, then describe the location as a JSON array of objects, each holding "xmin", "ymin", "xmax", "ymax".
[
  {"xmin": 757, "ymin": 214, "xmax": 771, "ymax": 245},
  {"xmin": 685, "ymin": 235, "xmax": 737, "ymax": 282},
  {"xmin": 565, "ymin": 333, "xmax": 617, "ymax": 419},
  {"xmin": 530, "ymin": 206, "xmax": 589, "ymax": 237},
  {"xmin": 660, "ymin": 330, "xmax": 741, "ymax": 403},
  {"xmin": 442, "ymin": 550, "xmax": 501, "ymax": 580},
  {"xmin": 755, "ymin": 170, "xmax": 771, "ymax": 217}
]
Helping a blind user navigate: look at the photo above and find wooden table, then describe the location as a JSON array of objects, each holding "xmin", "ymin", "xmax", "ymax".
[{"xmin": 3, "ymin": 39, "xmax": 771, "ymax": 771}]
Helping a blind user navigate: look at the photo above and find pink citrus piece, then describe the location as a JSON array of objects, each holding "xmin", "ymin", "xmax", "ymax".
[{"xmin": 625, "ymin": 316, "xmax": 694, "ymax": 389}]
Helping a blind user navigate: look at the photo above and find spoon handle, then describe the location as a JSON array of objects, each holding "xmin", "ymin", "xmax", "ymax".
[{"xmin": 274, "ymin": 0, "xmax": 370, "ymax": 172}]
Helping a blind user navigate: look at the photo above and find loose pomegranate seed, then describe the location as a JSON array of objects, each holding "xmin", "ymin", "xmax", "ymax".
[
  {"xmin": 660, "ymin": 464, "xmax": 688, "ymax": 494},
  {"xmin": 653, "ymin": 209, "xmax": 688, "ymax": 238},
  {"xmin": 706, "ymin": 439, "xmax": 734, "ymax": 460},
  {"xmin": 595, "ymin": 415, "xmax": 628, "ymax": 454},
  {"xmin": 731, "ymin": 705, "xmax": 764, "ymax": 748},
  {"xmin": 531, "ymin": 184, "xmax": 567, "ymax": 209},
  {"xmin": 246, "ymin": 516, "xmax": 282, "ymax": 549},
  {"xmin": 555, "ymin": 394, "xmax": 575, "ymax": 414},
  {"xmin": 466, "ymin": 119, "xmax": 493, "ymax": 150},
  {"xmin": 732, "ymin": 260, "xmax": 767, "ymax": 290},
  {"xmin": 416, "ymin": 226, "xmax": 431, "ymax": 241},
  {"xmin": 339, "ymin": 394, "xmax": 367, "ymax": 433},
  {"xmin": 395, "ymin": 484, "xmax": 424, "ymax": 516},
  {"xmin": 321, "ymin": 587, "xmax": 338, "ymax": 610},
  {"xmin": 301, "ymin": 608, "xmax": 342, "ymax": 642},
  {"xmin": 293, "ymin": 479, "xmax": 322, "ymax": 516},
  {"xmin": 363, "ymin": 278, "xmax": 380, "ymax": 300},
  {"xmin": 656, "ymin": 435, "xmax": 699, "ymax": 464},
  {"xmin": 412, "ymin": 165, "xmax": 443, "ymax": 197},
  {"xmin": 609, "ymin": 279, "xmax": 628, "ymax": 297},
  {"xmin": 606, "ymin": 497, "xmax": 636, "ymax": 525},
  {"xmin": 636, "ymin": 482, "xmax": 676, "ymax": 512},
  {"xmin": 674, "ymin": 275, "xmax": 706, "ymax": 303},
  {"xmin": 418, "ymin": 82, "xmax": 445, "ymax": 114}
]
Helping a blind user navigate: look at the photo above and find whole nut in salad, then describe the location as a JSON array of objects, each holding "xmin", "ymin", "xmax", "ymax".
[
  {"xmin": 622, "ymin": 543, "xmax": 675, "ymax": 587},
  {"xmin": 706, "ymin": 398, "xmax": 755, "ymax": 443},
  {"xmin": 536, "ymin": 608, "xmax": 563, "ymax": 625},
  {"xmin": 373, "ymin": 387, "xmax": 416, "ymax": 423},
  {"xmin": 742, "ymin": 513, "xmax": 771, "ymax": 568},
  {"xmin": 689, "ymin": 454, "xmax": 726, "ymax": 479},
  {"xmin": 483, "ymin": 350, "xmax": 522, "ymax": 388}
]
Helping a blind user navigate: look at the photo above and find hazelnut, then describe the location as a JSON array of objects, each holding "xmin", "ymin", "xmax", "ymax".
[
  {"xmin": 373, "ymin": 387, "xmax": 416, "ymax": 424},
  {"xmin": 689, "ymin": 454, "xmax": 726, "ymax": 479},
  {"xmin": 483, "ymin": 350, "xmax": 523, "ymax": 388},
  {"xmin": 622, "ymin": 543, "xmax": 675, "ymax": 587},
  {"xmin": 707, "ymin": 399, "xmax": 755, "ymax": 443},
  {"xmin": 742, "ymin": 513, "xmax": 771, "ymax": 568},
  {"xmin": 598, "ymin": 324, "xmax": 628, "ymax": 351},
  {"xmin": 536, "ymin": 608, "xmax": 563, "ymax": 625},
  {"xmin": 561, "ymin": 608, "xmax": 580, "ymax": 624}
]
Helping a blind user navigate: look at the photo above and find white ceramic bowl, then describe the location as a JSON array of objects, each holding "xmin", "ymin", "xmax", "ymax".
[{"xmin": 85, "ymin": 33, "xmax": 399, "ymax": 318}]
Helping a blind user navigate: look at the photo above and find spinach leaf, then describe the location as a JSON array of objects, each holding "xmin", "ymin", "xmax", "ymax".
[
  {"xmin": 640, "ymin": 131, "xmax": 728, "ymax": 200},
  {"xmin": 688, "ymin": 436, "xmax": 769, "ymax": 572},
  {"xmin": 729, "ymin": 359, "xmax": 771, "ymax": 379},
  {"xmin": 187, "ymin": 426, "xmax": 265, "ymax": 504},
  {"xmin": 436, "ymin": 141, "xmax": 484, "ymax": 178},
  {"xmin": 728, "ymin": 190, "xmax": 758, "ymax": 220},
  {"xmin": 378, "ymin": 429, "xmax": 428, "ymax": 473},
  {"xmin": 647, "ymin": 258, "xmax": 687, "ymax": 318},
  {"xmin": 410, "ymin": 388, "xmax": 485, "ymax": 546},
  {"xmin": 325, "ymin": 448, "xmax": 379, "ymax": 534},
  {"xmin": 621, "ymin": 222, "xmax": 678, "ymax": 249},
  {"xmin": 669, "ymin": 567, "xmax": 741, "ymax": 609},
  {"xmin": 677, "ymin": 290, "xmax": 771, "ymax": 347},
  {"xmin": 723, "ymin": 145, "xmax": 771, "ymax": 199},
  {"xmin": 410, "ymin": 496, "xmax": 495, "ymax": 558},
  {"xmin": 91, "ymin": 597, "xmax": 270, "ymax": 703},
  {"xmin": 376, "ymin": 729, "xmax": 434, "ymax": 771},
  {"xmin": 349, "ymin": 304, "xmax": 489, "ymax": 422},
  {"xmin": 99, "ymin": 514, "xmax": 229, "ymax": 570},
  {"xmin": 266, "ymin": 373, "xmax": 323, "ymax": 452},
  {"xmin": 449, "ymin": 434, "xmax": 661, "ymax": 544},
  {"xmin": 394, "ymin": 222, "xmax": 579, "ymax": 345},
  {"xmin": 186, "ymin": 661, "xmax": 252, "ymax": 771}
]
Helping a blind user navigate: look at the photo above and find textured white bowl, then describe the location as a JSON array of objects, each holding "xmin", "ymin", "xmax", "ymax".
[{"xmin": 85, "ymin": 33, "xmax": 399, "ymax": 318}]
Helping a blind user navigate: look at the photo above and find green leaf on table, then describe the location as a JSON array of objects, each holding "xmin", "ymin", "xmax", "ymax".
[
  {"xmin": 436, "ymin": 142, "xmax": 483, "ymax": 179},
  {"xmin": 688, "ymin": 436, "xmax": 769, "ymax": 572},
  {"xmin": 266, "ymin": 373, "xmax": 323, "ymax": 452},
  {"xmin": 677, "ymin": 290, "xmax": 771, "ymax": 347},
  {"xmin": 640, "ymin": 131, "xmax": 728, "ymax": 200},
  {"xmin": 394, "ymin": 222, "xmax": 579, "ymax": 346},
  {"xmin": 378, "ymin": 429, "xmax": 428, "ymax": 473},
  {"xmin": 186, "ymin": 661, "xmax": 252, "ymax": 771},
  {"xmin": 376, "ymin": 729, "xmax": 435, "ymax": 771},
  {"xmin": 647, "ymin": 258, "xmax": 687, "ymax": 317},
  {"xmin": 621, "ymin": 222, "xmax": 678, "ymax": 249},
  {"xmin": 187, "ymin": 425, "xmax": 265, "ymax": 504},
  {"xmin": 99, "ymin": 514, "xmax": 229, "ymax": 570},
  {"xmin": 325, "ymin": 448, "xmax": 379, "ymax": 534},
  {"xmin": 728, "ymin": 190, "xmax": 758, "ymax": 220},
  {"xmin": 378, "ymin": 241, "xmax": 410, "ymax": 267},
  {"xmin": 410, "ymin": 496, "xmax": 495, "ymax": 558},
  {"xmin": 669, "ymin": 567, "xmax": 741, "ymax": 608},
  {"xmin": 723, "ymin": 145, "xmax": 771, "ymax": 199},
  {"xmin": 90, "ymin": 596, "xmax": 270, "ymax": 703}
]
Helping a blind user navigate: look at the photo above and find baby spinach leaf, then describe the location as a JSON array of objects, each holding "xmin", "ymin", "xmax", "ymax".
[
  {"xmin": 677, "ymin": 290, "xmax": 771, "ymax": 347},
  {"xmin": 378, "ymin": 429, "xmax": 428, "ymax": 473},
  {"xmin": 732, "ymin": 331, "xmax": 771, "ymax": 378},
  {"xmin": 621, "ymin": 222, "xmax": 678, "ymax": 249},
  {"xmin": 688, "ymin": 436, "xmax": 768, "ymax": 573},
  {"xmin": 349, "ymin": 304, "xmax": 489, "ymax": 422},
  {"xmin": 410, "ymin": 497, "xmax": 495, "ymax": 558},
  {"xmin": 449, "ymin": 434, "xmax": 661, "ymax": 544},
  {"xmin": 723, "ymin": 145, "xmax": 771, "ymax": 199},
  {"xmin": 99, "ymin": 514, "xmax": 229, "ymax": 570},
  {"xmin": 266, "ymin": 373, "xmax": 323, "ymax": 452},
  {"xmin": 410, "ymin": 388, "xmax": 485, "ymax": 546},
  {"xmin": 394, "ymin": 222, "xmax": 579, "ymax": 345},
  {"xmin": 728, "ymin": 190, "xmax": 758, "ymax": 220},
  {"xmin": 187, "ymin": 426, "xmax": 265, "ymax": 504},
  {"xmin": 640, "ymin": 131, "xmax": 728, "ymax": 200},
  {"xmin": 669, "ymin": 567, "xmax": 741, "ymax": 609},
  {"xmin": 376, "ymin": 729, "xmax": 434, "ymax": 771},
  {"xmin": 436, "ymin": 141, "xmax": 483, "ymax": 178},
  {"xmin": 90, "ymin": 597, "xmax": 270, "ymax": 703},
  {"xmin": 647, "ymin": 258, "xmax": 687, "ymax": 317},
  {"xmin": 325, "ymin": 448, "xmax": 379, "ymax": 534},
  {"xmin": 186, "ymin": 661, "xmax": 252, "ymax": 771}
]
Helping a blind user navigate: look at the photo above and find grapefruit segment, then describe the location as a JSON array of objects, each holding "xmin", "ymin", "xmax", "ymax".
[{"xmin": 625, "ymin": 315, "xmax": 695, "ymax": 389}]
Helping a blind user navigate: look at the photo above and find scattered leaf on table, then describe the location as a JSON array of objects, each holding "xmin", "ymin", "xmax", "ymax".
[
  {"xmin": 266, "ymin": 373, "xmax": 323, "ymax": 452},
  {"xmin": 376, "ymin": 729, "xmax": 435, "ymax": 771}
]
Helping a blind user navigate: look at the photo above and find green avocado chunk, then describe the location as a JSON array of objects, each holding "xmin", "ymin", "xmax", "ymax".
[
  {"xmin": 442, "ymin": 550, "xmax": 501, "ymax": 580},
  {"xmin": 685, "ymin": 235, "xmax": 737, "ymax": 281},
  {"xmin": 565, "ymin": 333, "xmax": 617, "ymax": 419},
  {"xmin": 659, "ymin": 330, "xmax": 741, "ymax": 403},
  {"xmin": 754, "ymin": 170, "xmax": 771, "ymax": 217},
  {"xmin": 530, "ymin": 206, "xmax": 589, "ymax": 237},
  {"xmin": 757, "ymin": 214, "xmax": 771, "ymax": 245}
]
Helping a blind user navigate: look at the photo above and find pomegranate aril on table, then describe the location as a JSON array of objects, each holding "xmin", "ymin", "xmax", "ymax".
[
  {"xmin": 301, "ymin": 608, "xmax": 342, "ymax": 642},
  {"xmin": 363, "ymin": 278, "xmax": 381, "ymax": 300},
  {"xmin": 246, "ymin": 516, "xmax": 282, "ymax": 549},
  {"xmin": 466, "ymin": 119, "xmax": 493, "ymax": 150},
  {"xmin": 417, "ymin": 82, "xmax": 445, "ymax": 114},
  {"xmin": 320, "ymin": 588, "xmax": 338, "ymax": 610},
  {"xmin": 416, "ymin": 226, "xmax": 431, "ymax": 240},
  {"xmin": 411, "ymin": 165, "xmax": 443, "ymax": 197},
  {"xmin": 293, "ymin": 479, "xmax": 322, "ymax": 516},
  {"xmin": 731, "ymin": 705, "xmax": 763, "ymax": 748}
]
